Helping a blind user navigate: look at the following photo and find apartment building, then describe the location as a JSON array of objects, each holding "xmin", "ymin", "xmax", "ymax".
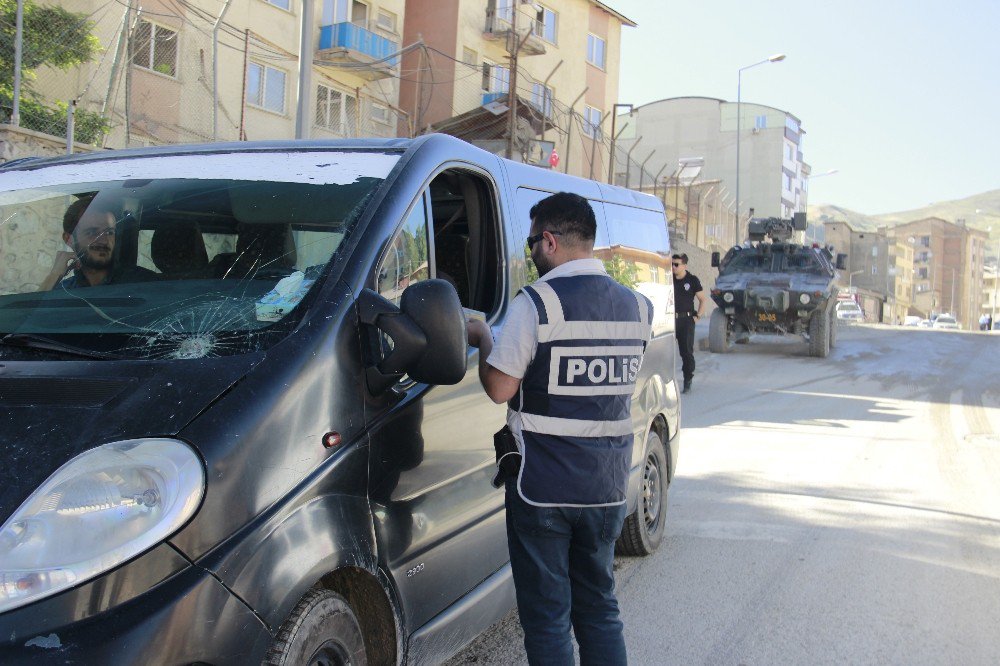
[
  {"xmin": 616, "ymin": 97, "xmax": 810, "ymax": 227},
  {"xmin": 823, "ymin": 220, "xmax": 896, "ymax": 322},
  {"xmin": 889, "ymin": 217, "xmax": 989, "ymax": 328},
  {"xmin": 26, "ymin": 0, "xmax": 407, "ymax": 147},
  {"xmin": 398, "ymin": 0, "xmax": 634, "ymax": 178}
]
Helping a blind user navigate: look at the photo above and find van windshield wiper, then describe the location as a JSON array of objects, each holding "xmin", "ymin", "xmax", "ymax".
[{"xmin": 0, "ymin": 333, "xmax": 121, "ymax": 360}]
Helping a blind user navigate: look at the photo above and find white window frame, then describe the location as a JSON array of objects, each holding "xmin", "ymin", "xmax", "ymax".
[
  {"xmin": 247, "ymin": 61, "xmax": 287, "ymax": 114},
  {"xmin": 583, "ymin": 105, "xmax": 602, "ymax": 139},
  {"xmin": 533, "ymin": 5, "xmax": 557, "ymax": 44},
  {"xmin": 264, "ymin": 0, "xmax": 291, "ymax": 11},
  {"xmin": 375, "ymin": 8, "xmax": 397, "ymax": 33},
  {"xmin": 531, "ymin": 83, "xmax": 553, "ymax": 118},
  {"xmin": 371, "ymin": 102, "xmax": 390, "ymax": 125},
  {"xmin": 463, "ymin": 47, "xmax": 478, "ymax": 68},
  {"xmin": 482, "ymin": 60, "xmax": 509, "ymax": 93},
  {"xmin": 132, "ymin": 19, "xmax": 178, "ymax": 78},
  {"xmin": 315, "ymin": 83, "xmax": 357, "ymax": 134},
  {"xmin": 586, "ymin": 33, "xmax": 606, "ymax": 69}
]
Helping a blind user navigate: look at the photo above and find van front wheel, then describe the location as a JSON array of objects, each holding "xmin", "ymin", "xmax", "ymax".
[
  {"xmin": 616, "ymin": 430, "xmax": 668, "ymax": 556},
  {"xmin": 264, "ymin": 589, "xmax": 367, "ymax": 666}
]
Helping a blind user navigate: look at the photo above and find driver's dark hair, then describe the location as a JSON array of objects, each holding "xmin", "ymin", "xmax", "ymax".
[
  {"xmin": 529, "ymin": 192, "xmax": 596, "ymax": 244},
  {"xmin": 63, "ymin": 194, "xmax": 96, "ymax": 235}
]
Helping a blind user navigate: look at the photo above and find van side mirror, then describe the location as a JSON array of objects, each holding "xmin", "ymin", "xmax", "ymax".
[
  {"xmin": 836, "ymin": 253, "xmax": 847, "ymax": 270},
  {"xmin": 711, "ymin": 252, "xmax": 720, "ymax": 268},
  {"xmin": 358, "ymin": 279, "xmax": 468, "ymax": 394}
]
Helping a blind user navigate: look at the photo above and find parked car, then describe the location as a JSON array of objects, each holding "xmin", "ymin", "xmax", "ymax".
[
  {"xmin": 835, "ymin": 299, "xmax": 865, "ymax": 323},
  {"xmin": 933, "ymin": 314, "xmax": 961, "ymax": 330},
  {"xmin": 0, "ymin": 134, "xmax": 680, "ymax": 664},
  {"xmin": 903, "ymin": 315, "xmax": 922, "ymax": 327},
  {"xmin": 919, "ymin": 319, "xmax": 933, "ymax": 328}
]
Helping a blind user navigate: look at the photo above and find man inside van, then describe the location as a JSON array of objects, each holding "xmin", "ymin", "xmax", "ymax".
[
  {"xmin": 40, "ymin": 195, "xmax": 152, "ymax": 290},
  {"xmin": 467, "ymin": 192, "xmax": 653, "ymax": 666}
]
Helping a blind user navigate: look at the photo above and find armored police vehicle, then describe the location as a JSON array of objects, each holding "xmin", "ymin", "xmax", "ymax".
[
  {"xmin": 0, "ymin": 134, "xmax": 679, "ymax": 664},
  {"xmin": 708, "ymin": 213, "xmax": 847, "ymax": 358}
]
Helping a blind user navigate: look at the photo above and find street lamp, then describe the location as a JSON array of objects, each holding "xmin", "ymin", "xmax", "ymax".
[
  {"xmin": 735, "ymin": 53, "xmax": 785, "ymax": 236},
  {"xmin": 608, "ymin": 103, "xmax": 634, "ymax": 184},
  {"xmin": 848, "ymin": 268, "xmax": 864, "ymax": 293}
]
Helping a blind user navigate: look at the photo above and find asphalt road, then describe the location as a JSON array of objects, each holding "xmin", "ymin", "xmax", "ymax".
[{"xmin": 446, "ymin": 323, "xmax": 1000, "ymax": 665}]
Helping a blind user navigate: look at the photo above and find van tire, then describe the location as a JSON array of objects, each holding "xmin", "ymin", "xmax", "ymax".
[
  {"xmin": 809, "ymin": 310, "xmax": 831, "ymax": 358},
  {"xmin": 708, "ymin": 309, "xmax": 731, "ymax": 353},
  {"xmin": 616, "ymin": 430, "xmax": 668, "ymax": 556},
  {"xmin": 264, "ymin": 589, "xmax": 367, "ymax": 666}
]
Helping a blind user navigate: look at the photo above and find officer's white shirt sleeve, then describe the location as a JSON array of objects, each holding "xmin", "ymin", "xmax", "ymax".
[{"xmin": 485, "ymin": 292, "xmax": 538, "ymax": 379}]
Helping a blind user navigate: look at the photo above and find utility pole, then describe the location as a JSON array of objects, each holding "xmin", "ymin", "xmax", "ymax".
[{"xmin": 505, "ymin": 7, "xmax": 524, "ymax": 160}]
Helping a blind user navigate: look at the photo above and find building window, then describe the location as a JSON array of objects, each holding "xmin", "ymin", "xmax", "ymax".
[
  {"xmin": 754, "ymin": 114, "xmax": 767, "ymax": 130},
  {"xmin": 586, "ymin": 34, "xmax": 605, "ymax": 69},
  {"xmin": 920, "ymin": 235, "xmax": 930, "ymax": 247},
  {"xmin": 583, "ymin": 105, "xmax": 602, "ymax": 138},
  {"xmin": 131, "ymin": 20, "xmax": 178, "ymax": 77},
  {"xmin": 265, "ymin": 0, "xmax": 291, "ymax": 10},
  {"xmin": 247, "ymin": 62, "xmax": 286, "ymax": 113},
  {"xmin": 326, "ymin": 0, "xmax": 368, "ymax": 24},
  {"xmin": 782, "ymin": 173, "xmax": 792, "ymax": 192},
  {"xmin": 376, "ymin": 9, "xmax": 397, "ymax": 32},
  {"xmin": 917, "ymin": 267, "xmax": 929, "ymax": 279},
  {"xmin": 531, "ymin": 83, "xmax": 553, "ymax": 117},
  {"xmin": 463, "ymin": 47, "xmax": 478, "ymax": 68},
  {"xmin": 533, "ymin": 6, "xmax": 557, "ymax": 43},
  {"xmin": 371, "ymin": 103, "xmax": 390, "ymax": 124},
  {"xmin": 315, "ymin": 84, "xmax": 357, "ymax": 133},
  {"xmin": 482, "ymin": 61, "xmax": 509, "ymax": 93}
]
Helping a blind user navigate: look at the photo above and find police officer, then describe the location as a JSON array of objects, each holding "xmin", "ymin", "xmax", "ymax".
[
  {"xmin": 671, "ymin": 253, "xmax": 705, "ymax": 393},
  {"xmin": 467, "ymin": 192, "xmax": 653, "ymax": 666}
]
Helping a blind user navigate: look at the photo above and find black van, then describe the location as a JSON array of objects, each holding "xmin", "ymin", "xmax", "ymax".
[{"xmin": 0, "ymin": 134, "xmax": 679, "ymax": 664}]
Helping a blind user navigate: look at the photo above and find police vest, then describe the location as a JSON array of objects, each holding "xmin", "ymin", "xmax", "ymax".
[{"xmin": 512, "ymin": 273, "xmax": 653, "ymax": 507}]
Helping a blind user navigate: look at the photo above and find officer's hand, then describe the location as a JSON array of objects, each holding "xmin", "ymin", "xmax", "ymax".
[{"xmin": 466, "ymin": 318, "xmax": 490, "ymax": 348}]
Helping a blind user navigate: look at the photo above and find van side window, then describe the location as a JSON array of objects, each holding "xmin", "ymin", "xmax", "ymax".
[
  {"xmin": 427, "ymin": 169, "xmax": 502, "ymax": 315},
  {"xmin": 514, "ymin": 187, "xmax": 610, "ymax": 286},
  {"xmin": 378, "ymin": 196, "xmax": 430, "ymax": 305},
  {"xmin": 602, "ymin": 202, "xmax": 672, "ymax": 334}
]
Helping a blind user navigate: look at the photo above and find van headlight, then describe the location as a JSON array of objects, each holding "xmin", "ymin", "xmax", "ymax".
[{"xmin": 0, "ymin": 439, "xmax": 204, "ymax": 615}]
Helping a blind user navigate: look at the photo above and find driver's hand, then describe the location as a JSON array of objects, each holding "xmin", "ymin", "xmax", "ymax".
[{"xmin": 49, "ymin": 250, "xmax": 79, "ymax": 278}]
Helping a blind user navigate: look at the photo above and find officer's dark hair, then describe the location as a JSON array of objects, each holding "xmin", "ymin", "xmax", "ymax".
[
  {"xmin": 529, "ymin": 192, "xmax": 596, "ymax": 246},
  {"xmin": 672, "ymin": 253, "xmax": 689, "ymax": 264},
  {"xmin": 63, "ymin": 194, "xmax": 97, "ymax": 235}
]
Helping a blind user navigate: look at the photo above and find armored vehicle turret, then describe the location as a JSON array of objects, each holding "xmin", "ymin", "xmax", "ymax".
[{"xmin": 708, "ymin": 213, "xmax": 847, "ymax": 357}]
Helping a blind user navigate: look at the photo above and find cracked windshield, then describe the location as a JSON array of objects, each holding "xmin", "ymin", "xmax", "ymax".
[{"xmin": 0, "ymin": 152, "xmax": 395, "ymax": 359}]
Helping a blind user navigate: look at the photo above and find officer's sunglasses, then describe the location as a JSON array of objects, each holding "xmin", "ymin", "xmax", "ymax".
[
  {"xmin": 526, "ymin": 231, "xmax": 561, "ymax": 249},
  {"xmin": 671, "ymin": 261, "xmax": 683, "ymax": 267}
]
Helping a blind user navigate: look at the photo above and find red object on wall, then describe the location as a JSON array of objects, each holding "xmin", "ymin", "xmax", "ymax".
[{"xmin": 549, "ymin": 150, "xmax": 559, "ymax": 168}]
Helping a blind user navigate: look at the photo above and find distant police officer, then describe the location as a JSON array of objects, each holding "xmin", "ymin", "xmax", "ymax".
[
  {"xmin": 671, "ymin": 253, "xmax": 706, "ymax": 394},
  {"xmin": 467, "ymin": 192, "xmax": 653, "ymax": 666}
]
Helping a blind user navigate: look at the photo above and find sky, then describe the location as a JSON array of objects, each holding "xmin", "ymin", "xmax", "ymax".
[{"xmin": 606, "ymin": 0, "xmax": 1000, "ymax": 216}]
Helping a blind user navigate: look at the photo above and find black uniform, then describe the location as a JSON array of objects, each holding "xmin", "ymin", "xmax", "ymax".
[{"xmin": 673, "ymin": 271, "xmax": 703, "ymax": 386}]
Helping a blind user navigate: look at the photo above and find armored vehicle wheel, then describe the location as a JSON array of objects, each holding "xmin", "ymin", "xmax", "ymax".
[
  {"xmin": 809, "ymin": 310, "xmax": 831, "ymax": 358},
  {"xmin": 829, "ymin": 313, "xmax": 838, "ymax": 349},
  {"xmin": 708, "ymin": 309, "xmax": 731, "ymax": 353},
  {"xmin": 616, "ymin": 429, "xmax": 668, "ymax": 556}
]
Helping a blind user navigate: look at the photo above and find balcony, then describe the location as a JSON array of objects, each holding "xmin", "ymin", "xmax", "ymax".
[
  {"xmin": 317, "ymin": 22, "xmax": 399, "ymax": 81},
  {"xmin": 482, "ymin": 91, "xmax": 508, "ymax": 106},
  {"xmin": 483, "ymin": 9, "xmax": 546, "ymax": 56}
]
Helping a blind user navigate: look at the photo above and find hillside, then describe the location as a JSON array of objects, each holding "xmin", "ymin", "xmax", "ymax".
[{"xmin": 809, "ymin": 189, "xmax": 1000, "ymax": 237}]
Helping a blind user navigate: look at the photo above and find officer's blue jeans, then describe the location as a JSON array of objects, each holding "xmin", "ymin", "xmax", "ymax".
[{"xmin": 505, "ymin": 482, "xmax": 628, "ymax": 666}]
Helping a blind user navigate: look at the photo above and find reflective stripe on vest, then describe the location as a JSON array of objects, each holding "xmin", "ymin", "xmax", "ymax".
[{"xmin": 513, "ymin": 273, "xmax": 653, "ymax": 507}]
